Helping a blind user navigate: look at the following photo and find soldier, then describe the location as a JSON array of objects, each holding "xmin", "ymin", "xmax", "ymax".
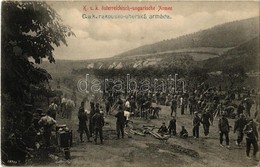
[
  {"xmin": 158, "ymin": 122, "xmax": 168, "ymax": 135},
  {"xmin": 234, "ymin": 113, "xmax": 247, "ymax": 146},
  {"xmin": 201, "ymin": 110, "xmax": 211, "ymax": 138},
  {"xmin": 237, "ymin": 102, "xmax": 245, "ymax": 116},
  {"xmin": 89, "ymin": 101, "xmax": 95, "ymax": 137},
  {"xmin": 180, "ymin": 126, "xmax": 188, "ymax": 138},
  {"xmin": 66, "ymin": 98, "xmax": 75, "ymax": 120},
  {"xmin": 193, "ymin": 111, "xmax": 201, "ymax": 138},
  {"xmin": 105, "ymin": 99, "xmax": 110, "ymax": 115},
  {"xmin": 92, "ymin": 109, "xmax": 105, "ymax": 144},
  {"xmin": 125, "ymin": 98, "xmax": 130, "ymax": 112},
  {"xmin": 171, "ymin": 96, "xmax": 177, "ymax": 117},
  {"xmin": 78, "ymin": 102, "xmax": 92, "ymax": 143},
  {"xmin": 189, "ymin": 95, "xmax": 196, "ymax": 115},
  {"xmin": 130, "ymin": 96, "xmax": 137, "ymax": 116},
  {"xmin": 180, "ymin": 96, "xmax": 185, "ymax": 115},
  {"xmin": 38, "ymin": 110, "xmax": 56, "ymax": 147},
  {"xmin": 168, "ymin": 116, "xmax": 177, "ymax": 136},
  {"xmin": 243, "ymin": 119, "xmax": 258, "ymax": 159},
  {"xmin": 61, "ymin": 95, "xmax": 68, "ymax": 117},
  {"xmin": 218, "ymin": 112, "xmax": 230, "ymax": 148},
  {"xmin": 49, "ymin": 101, "xmax": 58, "ymax": 120},
  {"xmin": 115, "ymin": 108, "xmax": 125, "ymax": 139}
]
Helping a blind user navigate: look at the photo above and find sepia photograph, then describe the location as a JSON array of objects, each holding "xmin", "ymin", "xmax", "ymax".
[{"xmin": 1, "ymin": 0, "xmax": 260, "ymax": 166}]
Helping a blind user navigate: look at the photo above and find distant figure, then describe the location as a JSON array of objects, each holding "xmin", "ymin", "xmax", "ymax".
[
  {"xmin": 179, "ymin": 126, "xmax": 188, "ymax": 138},
  {"xmin": 180, "ymin": 96, "xmax": 185, "ymax": 115},
  {"xmin": 244, "ymin": 98, "xmax": 254, "ymax": 118},
  {"xmin": 193, "ymin": 111, "xmax": 201, "ymax": 138},
  {"xmin": 171, "ymin": 96, "xmax": 177, "ymax": 117},
  {"xmin": 38, "ymin": 110, "xmax": 56, "ymax": 147},
  {"xmin": 234, "ymin": 113, "xmax": 247, "ymax": 146},
  {"xmin": 61, "ymin": 95, "xmax": 68, "ymax": 117},
  {"xmin": 168, "ymin": 116, "xmax": 177, "ymax": 136},
  {"xmin": 78, "ymin": 102, "xmax": 91, "ymax": 143},
  {"xmin": 201, "ymin": 110, "xmax": 211, "ymax": 137},
  {"xmin": 115, "ymin": 109, "xmax": 125, "ymax": 139},
  {"xmin": 66, "ymin": 99, "xmax": 75, "ymax": 120},
  {"xmin": 218, "ymin": 112, "xmax": 230, "ymax": 148},
  {"xmin": 237, "ymin": 102, "xmax": 245, "ymax": 116},
  {"xmin": 105, "ymin": 99, "xmax": 110, "ymax": 115},
  {"xmin": 125, "ymin": 98, "xmax": 130, "ymax": 112},
  {"xmin": 48, "ymin": 101, "xmax": 58, "ymax": 120},
  {"xmin": 124, "ymin": 110, "xmax": 131, "ymax": 127},
  {"xmin": 92, "ymin": 110, "xmax": 105, "ymax": 144},
  {"xmin": 89, "ymin": 102, "xmax": 95, "ymax": 137},
  {"xmin": 158, "ymin": 122, "xmax": 168, "ymax": 135},
  {"xmin": 189, "ymin": 96, "xmax": 196, "ymax": 115},
  {"xmin": 243, "ymin": 119, "xmax": 258, "ymax": 159}
]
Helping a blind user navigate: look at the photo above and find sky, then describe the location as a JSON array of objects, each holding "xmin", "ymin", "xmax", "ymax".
[{"xmin": 47, "ymin": 1, "xmax": 259, "ymax": 60}]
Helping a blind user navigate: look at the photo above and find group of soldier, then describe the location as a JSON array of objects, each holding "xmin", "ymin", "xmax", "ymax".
[
  {"xmin": 50, "ymin": 84, "xmax": 259, "ymax": 160},
  {"xmin": 79, "ymin": 84, "xmax": 259, "ymax": 160}
]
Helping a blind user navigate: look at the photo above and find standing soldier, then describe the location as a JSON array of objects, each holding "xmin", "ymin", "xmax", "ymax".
[
  {"xmin": 105, "ymin": 99, "xmax": 110, "ymax": 116},
  {"xmin": 130, "ymin": 96, "xmax": 137, "ymax": 116},
  {"xmin": 115, "ymin": 107, "xmax": 125, "ymax": 139},
  {"xmin": 78, "ymin": 102, "xmax": 92, "ymax": 143},
  {"xmin": 61, "ymin": 95, "xmax": 68, "ymax": 118},
  {"xmin": 49, "ymin": 101, "xmax": 58, "ymax": 120},
  {"xmin": 193, "ymin": 111, "xmax": 201, "ymax": 138},
  {"xmin": 89, "ymin": 101, "xmax": 95, "ymax": 137},
  {"xmin": 125, "ymin": 98, "xmax": 130, "ymax": 112},
  {"xmin": 92, "ymin": 109, "xmax": 105, "ymax": 144},
  {"xmin": 243, "ymin": 119, "xmax": 258, "ymax": 159},
  {"xmin": 66, "ymin": 98, "xmax": 75, "ymax": 120},
  {"xmin": 189, "ymin": 95, "xmax": 196, "ymax": 115},
  {"xmin": 168, "ymin": 116, "xmax": 177, "ymax": 136},
  {"xmin": 244, "ymin": 97, "xmax": 253, "ymax": 118},
  {"xmin": 201, "ymin": 110, "xmax": 211, "ymax": 138},
  {"xmin": 171, "ymin": 96, "xmax": 177, "ymax": 117},
  {"xmin": 237, "ymin": 102, "xmax": 245, "ymax": 116},
  {"xmin": 180, "ymin": 96, "xmax": 185, "ymax": 115},
  {"xmin": 218, "ymin": 112, "xmax": 230, "ymax": 148},
  {"xmin": 234, "ymin": 113, "xmax": 247, "ymax": 146},
  {"xmin": 38, "ymin": 110, "xmax": 56, "ymax": 148}
]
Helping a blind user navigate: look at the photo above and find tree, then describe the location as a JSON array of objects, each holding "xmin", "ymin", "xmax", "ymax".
[
  {"xmin": 2, "ymin": 1, "xmax": 74, "ymax": 105},
  {"xmin": 187, "ymin": 67, "xmax": 209, "ymax": 88},
  {"xmin": 222, "ymin": 65, "xmax": 247, "ymax": 89}
]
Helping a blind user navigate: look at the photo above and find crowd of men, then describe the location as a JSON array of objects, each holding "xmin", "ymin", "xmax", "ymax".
[
  {"xmin": 3, "ymin": 83, "xmax": 258, "ymax": 165},
  {"xmin": 7, "ymin": 83, "xmax": 257, "ymax": 164},
  {"xmin": 73, "ymin": 83, "xmax": 259, "ymax": 160}
]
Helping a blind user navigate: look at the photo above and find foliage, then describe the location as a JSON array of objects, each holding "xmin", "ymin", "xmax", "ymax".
[
  {"xmin": 2, "ymin": 1, "xmax": 74, "ymax": 104},
  {"xmin": 222, "ymin": 65, "xmax": 247, "ymax": 89},
  {"xmin": 187, "ymin": 67, "xmax": 209, "ymax": 85}
]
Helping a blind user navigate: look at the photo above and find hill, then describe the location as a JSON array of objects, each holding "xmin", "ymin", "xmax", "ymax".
[
  {"xmin": 203, "ymin": 36, "xmax": 259, "ymax": 72},
  {"xmin": 39, "ymin": 17, "xmax": 259, "ymax": 74},
  {"xmin": 115, "ymin": 17, "xmax": 259, "ymax": 58}
]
